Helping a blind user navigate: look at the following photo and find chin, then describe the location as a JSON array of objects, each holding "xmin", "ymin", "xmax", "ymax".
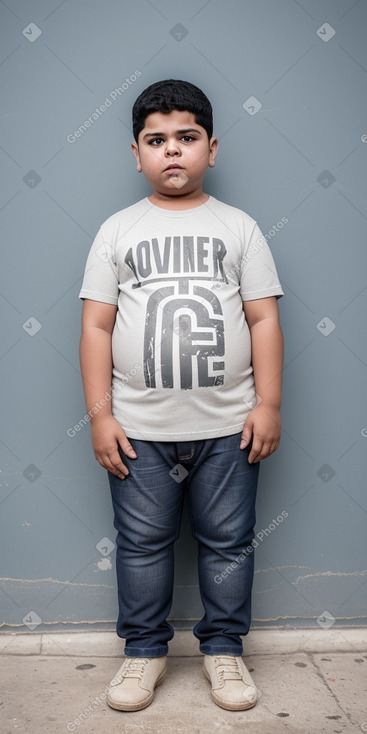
[{"xmin": 158, "ymin": 184, "xmax": 189, "ymax": 195}]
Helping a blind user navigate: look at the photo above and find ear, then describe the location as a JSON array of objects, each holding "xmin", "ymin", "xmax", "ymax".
[
  {"xmin": 208, "ymin": 136, "xmax": 219, "ymax": 168},
  {"xmin": 131, "ymin": 141, "xmax": 142, "ymax": 172}
]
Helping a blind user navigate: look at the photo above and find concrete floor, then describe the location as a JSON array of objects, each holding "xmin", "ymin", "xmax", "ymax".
[{"xmin": 1, "ymin": 629, "xmax": 366, "ymax": 734}]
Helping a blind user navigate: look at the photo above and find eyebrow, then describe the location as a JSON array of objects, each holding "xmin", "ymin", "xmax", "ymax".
[{"xmin": 143, "ymin": 128, "xmax": 202, "ymax": 140}]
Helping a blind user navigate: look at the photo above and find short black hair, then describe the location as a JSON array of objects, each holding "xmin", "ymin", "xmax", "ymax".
[{"xmin": 132, "ymin": 79, "xmax": 213, "ymax": 143}]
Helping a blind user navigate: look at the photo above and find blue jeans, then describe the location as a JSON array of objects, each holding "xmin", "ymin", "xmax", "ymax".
[{"xmin": 107, "ymin": 432, "xmax": 259, "ymax": 657}]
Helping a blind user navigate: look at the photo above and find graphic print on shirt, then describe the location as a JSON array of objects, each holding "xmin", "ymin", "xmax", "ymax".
[{"xmin": 124, "ymin": 235, "xmax": 228, "ymax": 389}]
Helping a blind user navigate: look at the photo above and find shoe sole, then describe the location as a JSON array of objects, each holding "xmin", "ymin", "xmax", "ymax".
[
  {"xmin": 107, "ymin": 667, "xmax": 167, "ymax": 712},
  {"xmin": 203, "ymin": 664, "xmax": 257, "ymax": 711}
]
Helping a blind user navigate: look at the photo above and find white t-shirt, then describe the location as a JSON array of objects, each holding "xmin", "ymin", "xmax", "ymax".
[{"xmin": 79, "ymin": 196, "xmax": 284, "ymax": 441}]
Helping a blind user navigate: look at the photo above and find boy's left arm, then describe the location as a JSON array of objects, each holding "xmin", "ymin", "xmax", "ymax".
[{"xmin": 241, "ymin": 296, "xmax": 284, "ymax": 463}]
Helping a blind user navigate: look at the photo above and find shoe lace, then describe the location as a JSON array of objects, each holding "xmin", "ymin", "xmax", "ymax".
[
  {"xmin": 212, "ymin": 656, "xmax": 242, "ymax": 681},
  {"xmin": 114, "ymin": 657, "xmax": 149, "ymax": 684},
  {"xmin": 124, "ymin": 657, "xmax": 149, "ymax": 677}
]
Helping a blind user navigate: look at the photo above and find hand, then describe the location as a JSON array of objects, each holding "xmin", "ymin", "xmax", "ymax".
[
  {"xmin": 240, "ymin": 404, "xmax": 281, "ymax": 464},
  {"xmin": 91, "ymin": 415, "xmax": 137, "ymax": 479}
]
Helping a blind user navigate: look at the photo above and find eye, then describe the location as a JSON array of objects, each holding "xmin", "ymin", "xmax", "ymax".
[
  {"xmin": 148, "ymin": 137, "xmax": 164, "ymax": 145},
  {"xmin": 181, "ymin": 135, "xmax": 195, "ymax": 142}
]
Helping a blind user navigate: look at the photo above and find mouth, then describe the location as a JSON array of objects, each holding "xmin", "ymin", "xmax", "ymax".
[{"xmin": 164, "ymin": 164, "xmax": 184, "ymax": 172}]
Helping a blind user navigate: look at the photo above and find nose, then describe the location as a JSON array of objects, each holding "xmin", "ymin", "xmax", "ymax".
[{"xmin": 164, "ymin": 138, "xmax": 180, "ymax": 156}]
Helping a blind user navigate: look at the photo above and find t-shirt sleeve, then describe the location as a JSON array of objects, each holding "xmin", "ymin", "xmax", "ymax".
[
  {"xmin": 240, "ymin": 222, "xmax": 284, "ymax": 301},
  {"xmin": 78, "ymin": 225, "xmax": 119, "ymax": 305}
]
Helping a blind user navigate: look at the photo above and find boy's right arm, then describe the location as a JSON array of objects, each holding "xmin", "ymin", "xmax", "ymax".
[{"xmin": 79, "ymin": 299, "xmax": 137, "ymax": 479}]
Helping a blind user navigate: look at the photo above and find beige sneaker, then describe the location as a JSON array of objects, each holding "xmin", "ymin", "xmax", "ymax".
[
  {"xmin": 203, "ymin": 654, "xmax": 258, "ymax": 711},
  {"xmin": 107, "ymin": 655, "xmax": 167, "ymax": 711}
]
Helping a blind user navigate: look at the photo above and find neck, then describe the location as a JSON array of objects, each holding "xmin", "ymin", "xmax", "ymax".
[{"xmin": 148, "ymin": 189, "xmax": 209, "ymax": 210}]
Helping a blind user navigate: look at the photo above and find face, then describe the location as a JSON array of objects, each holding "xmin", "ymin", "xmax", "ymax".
[{"xmin": 131, "ymin": 109, "xmax": 218, "ymax": 197}]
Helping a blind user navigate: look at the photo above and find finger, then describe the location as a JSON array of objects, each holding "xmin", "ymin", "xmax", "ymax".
[
  {"xmin": 119, "ymin": 437, "xmax": 137, "ymax": 459},
  {"xmin": 240, "ymin": 423, "xmax": 253, "ymax": 449},
  {"xmin": 252, "ymin": 440, "xmax": 276, "ymax": 463},
  {"xmin": 248, "ymin": 438, "xmax": 264, "ymax": 463},
  {"xmin": 269, "ymin": 441, "xmax": 280, "ymax": 456},
  {"xmin": 262, "ymin": 440, "xmax": 279, "ymax": 459},
  {"xmin": 110, "ymin": 468, "xmax": 127, "ymax": 479},
  {"xmin": 96, "ymin": 454, "xmax": 129, "ymax": 479},
  {"xmin": 240, "ymin": 433, "xmax": 251, "ymax": 449},
  {"xmin": 269, "ymin": 440, "xmax": 279, "ymax": 456},
  {"xmin": 108, "ymin": 450, "xmax": 131, "ymax": 473},
  {"xmin": 108, "ymin": 456, "xmax": 130, "ymax": 477}
]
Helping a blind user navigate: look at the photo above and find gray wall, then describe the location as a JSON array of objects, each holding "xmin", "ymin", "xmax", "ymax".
[{"xmin": 1, "ymin": 0, "xmax": 366, "ymax": 634}]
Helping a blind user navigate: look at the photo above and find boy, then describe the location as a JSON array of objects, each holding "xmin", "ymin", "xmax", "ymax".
[{"xmin": 78, "ymin": 79, "xmax": 284, "ymax": 713}]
